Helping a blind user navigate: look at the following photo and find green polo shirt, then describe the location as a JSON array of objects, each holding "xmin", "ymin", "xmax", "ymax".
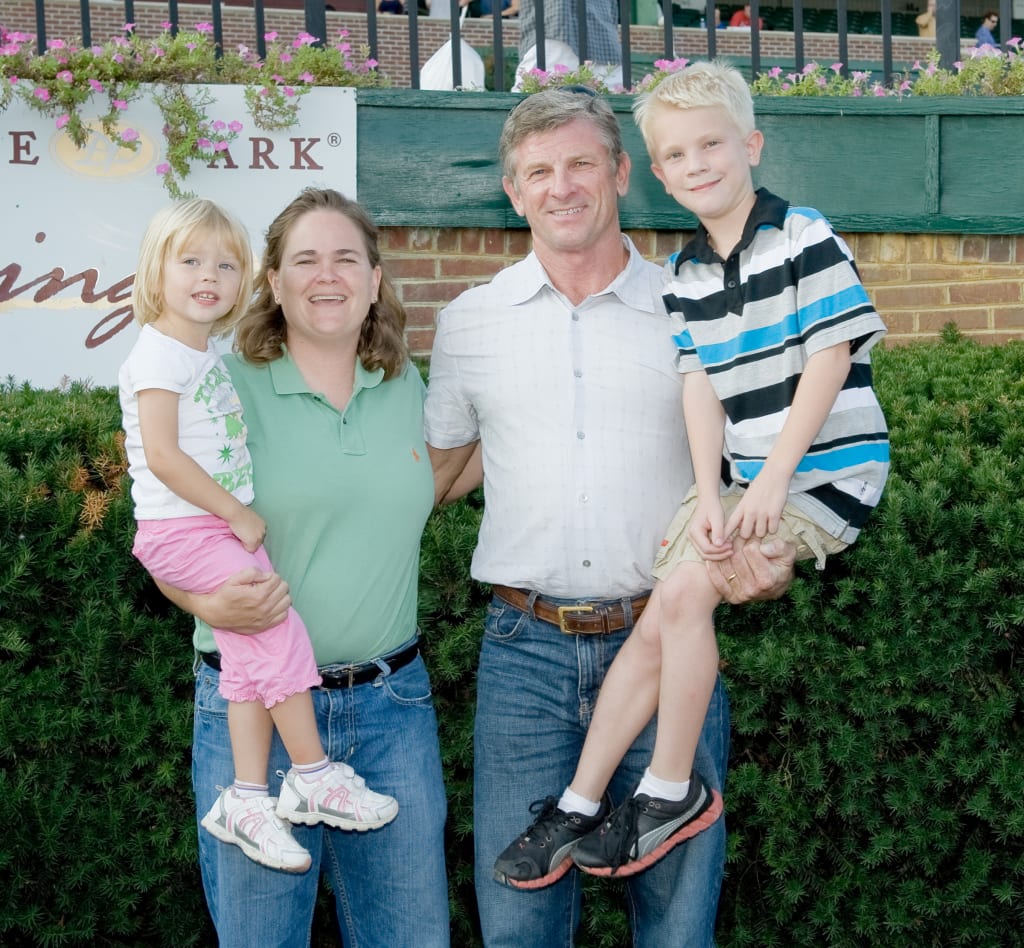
[{"xmin": 193, "ymin": 351, "xmax": 434, "ymax": 665}]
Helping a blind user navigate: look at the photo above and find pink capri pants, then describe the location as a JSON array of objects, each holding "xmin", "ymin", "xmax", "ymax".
[{"xmin": 133, "ymin": 514, "xmax": 321, "ymax": 706}]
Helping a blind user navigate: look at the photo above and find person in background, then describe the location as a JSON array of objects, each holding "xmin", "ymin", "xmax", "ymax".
[
  {"xmin": 428, "ymin": 0, "xmax": 471, "ymax": 17},
  {"xmin": 513, "ymin": 0, "xmax": 622, "ymax": 89},
  {"xmin": 975, "ymin": 10, "xmax": 999, "ymax": 46},
  {"xmin": 729, "ymin": 3, "xmax": 763, "ymax": 28},
  {"xmin": 426, "ymin": 87, "xmax": 795, "ymax": 946},
  {"xmin": 153, "ymin": 187, "xmax": 450, "ymax": 948},
  {"xmin": 477, "ymin": 0, "xmax": 519, "ymax": 15},
  {"xmin": 915, "ymin": 0, "xmax": 937, "ymax": 38}
]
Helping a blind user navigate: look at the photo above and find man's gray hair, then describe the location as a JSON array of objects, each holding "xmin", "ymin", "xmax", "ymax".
[{"xmin": 499, "ymin": 89, "xmax": 625, "ymax": 182}]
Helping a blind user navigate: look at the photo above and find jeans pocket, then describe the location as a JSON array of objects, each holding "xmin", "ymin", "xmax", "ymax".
[
  {"xmin": 194, "ymin": 663, "xmax": 228, "ymax": 718},
  {"xmin": 483, "ymin": 600, "xmax": 529, "ymax": 643},
  {"xmin": 380, "ymin": 657, "xmax": 434, "ymax": 707}
]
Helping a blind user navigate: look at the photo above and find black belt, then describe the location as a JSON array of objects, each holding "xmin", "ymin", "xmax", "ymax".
[
  {"xmin": 199, "ymin": 641, "xmax": 420, "ymax": 689},
  {"xmin": 492, "ymin": 585, "xmax": 649, "ymax": 634}
]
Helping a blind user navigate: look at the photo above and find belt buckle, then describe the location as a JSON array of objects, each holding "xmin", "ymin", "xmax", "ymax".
[{"xmin": 557, "ymin": 603, "xmax": 595, "ymax": 634}]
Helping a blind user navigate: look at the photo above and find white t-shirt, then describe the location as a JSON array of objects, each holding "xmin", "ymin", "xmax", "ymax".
[{"xmin": 119, "ymin": 324, "xmax": 254, "ymax": 520}]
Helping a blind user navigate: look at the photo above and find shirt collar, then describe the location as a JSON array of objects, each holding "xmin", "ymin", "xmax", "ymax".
[
  {"xmin": 267, "ymin": 346, "xmax": 385, "ymax": 396},
  {"xmin": 507, "ymin": 235, "xmax": 659, "ymax": 315},
  {"xmin": 677, "ymin": 188, "xmax": 789, "ymax": 269}
]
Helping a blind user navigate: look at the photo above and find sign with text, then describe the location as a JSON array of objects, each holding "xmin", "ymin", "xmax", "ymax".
[{"xmin": 1, "ymin": 85, "xmax": 357, "ymax": 387}]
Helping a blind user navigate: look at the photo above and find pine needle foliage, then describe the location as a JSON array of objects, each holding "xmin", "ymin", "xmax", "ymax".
[{"xmin": 3, "ymin": 336, "xmax": 1023, "ymax": 945}]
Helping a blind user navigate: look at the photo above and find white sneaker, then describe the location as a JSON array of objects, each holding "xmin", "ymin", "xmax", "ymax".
[
  {"xmin": 276, "ymin": 762, "xmax": 399, "ymax": 831},
  {"xmin": 201, "ymin": 787, "xmax": 312, "ymax": 873}
]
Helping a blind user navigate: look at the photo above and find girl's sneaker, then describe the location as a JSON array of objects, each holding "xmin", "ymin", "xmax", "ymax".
[
  {"xmin": 276, "ymin": 761, "xmax": 398, "ymax": 831},
  {"xmin": 201, "ymin": 787, "xmax": 312, "ymax": 873}
]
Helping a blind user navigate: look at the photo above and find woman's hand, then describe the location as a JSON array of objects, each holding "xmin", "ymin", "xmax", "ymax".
[{"xmin": 154, "ymin": 567, "xmax": 291, "ymax": 634}]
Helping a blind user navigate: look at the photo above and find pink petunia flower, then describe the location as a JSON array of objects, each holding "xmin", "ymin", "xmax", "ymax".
[
  {"xmin": 156, "ymin": 163, "xmax": 171, "ymax": 175},
  {"xmin": 121, "ymin": 128, "xmax": 139, "ymax": 142},
  {"xmin": 33, "ymin": 87, "xmax": 50, "ymax": 102},
  {"xmin": 56, "ymin": 114, "xmax": 70, "ymax": 129},
  {"xmin": 196, "ymin": 23, "xmax": 214, "ymax": 34}
]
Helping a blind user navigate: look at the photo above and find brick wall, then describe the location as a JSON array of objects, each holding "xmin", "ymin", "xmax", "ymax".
[{"xmin": 382, "ymin": 227, "xmax": 1024, "ymax": 358}]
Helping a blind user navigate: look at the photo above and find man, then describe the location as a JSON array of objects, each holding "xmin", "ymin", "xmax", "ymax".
[
  {"xmin": 728, "ymin": 3, "xmax": 764, "ymax": 28},
  {"xmin": 425, "ymin": 89, "xmax": 794, "ymax": 946},
  {"xmin": 975, "ymin": 10, "xmax": 999, "ymax": 47}
]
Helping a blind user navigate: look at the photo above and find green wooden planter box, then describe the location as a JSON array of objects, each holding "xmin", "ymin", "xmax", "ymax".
[{"xmin": 356, "ymin": 90, "xmax": 1024, "ymax": 234}]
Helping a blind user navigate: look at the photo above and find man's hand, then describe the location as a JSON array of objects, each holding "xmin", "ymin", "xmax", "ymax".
[
  {"xmin": 705, "ymin": 537, "xmax": 797, "ymax": 605},
  {"xmin": 154, "ymin": 567, "xmax": 291, "ymax": 633}
]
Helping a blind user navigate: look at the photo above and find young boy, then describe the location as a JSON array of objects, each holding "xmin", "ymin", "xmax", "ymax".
[{"xmin": 494, "ymin": 61, "xmax": 889, "ymax": 887}]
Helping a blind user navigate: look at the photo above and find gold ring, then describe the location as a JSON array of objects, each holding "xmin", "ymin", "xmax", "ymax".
[{"xmin": 726, "ymin": 573, "xmax": 738, "ymax": 582}]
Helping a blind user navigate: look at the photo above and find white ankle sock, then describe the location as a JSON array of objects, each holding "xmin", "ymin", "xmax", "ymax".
[
  {"xmin": 635, "ymin": 768, "xmax": 689, "ymax": 802},
  {"xmin": 558, "ymin": 787, "xmax": 602, "ymax": 817},
  {"xmin": 232, "ymin": 780, "xmax": 269, "ymax": 799},
  {"xmin": 294, "ymin": 757, "xmax": 331, "ymax": 783}
]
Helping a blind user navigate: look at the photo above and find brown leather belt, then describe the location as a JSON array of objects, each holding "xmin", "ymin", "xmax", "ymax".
[{"xmin": 492, "ymin": 585, "xmax": 649, "ymax": 635}]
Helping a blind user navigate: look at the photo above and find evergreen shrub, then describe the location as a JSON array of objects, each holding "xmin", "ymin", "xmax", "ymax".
[{"xmin": 2, "ymin": 334, "xmax": 1022, "ymax": 946}]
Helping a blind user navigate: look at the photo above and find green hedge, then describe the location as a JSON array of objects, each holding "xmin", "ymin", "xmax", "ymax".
[{"xmin": 2, "ymin": 332, "xmax": 1022, "ymax": 946}]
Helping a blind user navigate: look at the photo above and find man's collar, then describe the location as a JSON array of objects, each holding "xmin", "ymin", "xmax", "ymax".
[
  {"xmin": 678, "ymin": 188, "xmax": 788, "ymax": 269},
  {"xmin": 508, "ymin": 236, "xmax": 658, "ymax": 314}
]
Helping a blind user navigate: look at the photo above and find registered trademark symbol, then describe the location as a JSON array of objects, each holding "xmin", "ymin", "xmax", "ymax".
[{"xmin": 327, "ymin": 133, "xmax": 342, "ymax": 147}]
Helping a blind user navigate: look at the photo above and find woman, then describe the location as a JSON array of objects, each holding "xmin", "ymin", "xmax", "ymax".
[{"xmin": 157, "ymin": 188, "xmax": 450, "ymax": 947}]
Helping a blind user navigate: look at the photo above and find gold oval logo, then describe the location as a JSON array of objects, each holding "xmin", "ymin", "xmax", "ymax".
[{"xmin": 51, "ymin": 121, "xmax": 158, "ymax": 179}]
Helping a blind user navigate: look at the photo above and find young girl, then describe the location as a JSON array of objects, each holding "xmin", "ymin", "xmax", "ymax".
[{"xmin": 119, "ymin": 199, "xmax": 398, "ymax": 874}]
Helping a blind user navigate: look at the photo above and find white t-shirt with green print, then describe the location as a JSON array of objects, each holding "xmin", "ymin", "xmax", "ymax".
[{"xmin": 119, "ymin": 324, "xmax": 254, "ymax": 520}]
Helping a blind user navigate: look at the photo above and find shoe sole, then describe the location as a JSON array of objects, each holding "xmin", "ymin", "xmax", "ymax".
[
  {"xmin": 201, "ymin": 812, "xmax": 313, "ymax": 874},
  {"xmin": 494, "ymin": 854, "xmax": 575, "ymax": 890},
  {"xmin": 575, "ymin": 789, "xmax": 724, "ymax": 879},
  {"xmin": 277, "ymin": 804, "xmax": 399, "ymax": 832}
]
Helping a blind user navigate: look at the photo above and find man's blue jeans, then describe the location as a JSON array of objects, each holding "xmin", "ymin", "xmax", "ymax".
[
  {"xmin": 474, "ymin": 595, "xmax": 730, "ymax": 948},
  {"xmin": 193, "ymin": 646, "xmax": 450, "ymax": 948}
]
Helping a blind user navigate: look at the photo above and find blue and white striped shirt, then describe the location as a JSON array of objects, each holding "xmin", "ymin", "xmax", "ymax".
[{"xmin": 664, "ymin": 189, "xmax": 889, "ymax": 544}]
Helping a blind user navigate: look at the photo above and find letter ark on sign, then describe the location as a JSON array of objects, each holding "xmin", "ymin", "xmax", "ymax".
[{"xmin": 1, "ymin": 85, "xmax": 357, "ymax": 387}]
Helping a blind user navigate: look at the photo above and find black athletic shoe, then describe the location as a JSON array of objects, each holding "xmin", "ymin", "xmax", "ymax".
[
  {"xmin": 493, "ymin": 795, "xmax": 610, "ymax": 890},
  {"xmin": 572, "ymin": 771, "xmax": 723, "ymax": 878}
]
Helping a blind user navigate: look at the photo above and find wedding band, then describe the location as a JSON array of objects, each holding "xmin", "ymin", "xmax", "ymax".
[{"xmin": 726, "ymin": 573, "xmax": 738, "ymax": 582}]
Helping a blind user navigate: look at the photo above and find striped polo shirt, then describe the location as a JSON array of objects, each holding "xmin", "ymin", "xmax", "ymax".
[{"xmin": 664, "ymin": 189, "xmax": 889, "ymax": 544}]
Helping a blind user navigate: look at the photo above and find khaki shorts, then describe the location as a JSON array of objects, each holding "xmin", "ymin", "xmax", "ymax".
[{"xmin": 651, "ymin": 485, "xmax": 848, "ymax": 579}]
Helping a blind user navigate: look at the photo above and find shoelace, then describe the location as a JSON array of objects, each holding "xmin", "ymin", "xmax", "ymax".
[
  {"xmin": 605, "ymin": 797, "xmax": 643, "ymax": 870},
  {"xmin": 521, "ymin": 796, "xmax": 565, "ymax": 842}
]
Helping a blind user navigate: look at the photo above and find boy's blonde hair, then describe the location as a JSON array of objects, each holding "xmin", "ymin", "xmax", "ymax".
[
  {"xmin": 132, "ymin": 198, "xmax": 254, "ymax": 338},
  {"xmin": 633, "ymin": 61, "xmax": 756, "ymax": 153}
]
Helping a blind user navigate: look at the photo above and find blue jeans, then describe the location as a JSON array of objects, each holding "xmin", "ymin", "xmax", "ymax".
[
  {"xmin": 193, "ymin": 645, "xmax": 450, "ymax": 948},
  {"xmin": 474, "ymin": 595, "xmax": 730, "ymax": 948}
]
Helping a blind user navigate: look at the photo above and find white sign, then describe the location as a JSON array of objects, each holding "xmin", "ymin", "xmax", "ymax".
[{"xmin": 1, "ymin": 85, "xmax": 357, "ymax": 387}]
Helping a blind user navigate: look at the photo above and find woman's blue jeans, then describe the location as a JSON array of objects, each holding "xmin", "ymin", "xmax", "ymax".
[
  {"xmin": 474, "ymin": 595, "xmax": 730, "ymax": 948},
  {"xmin": 192, "ymin": 647, "xmax": 450, "ymax": 948}
]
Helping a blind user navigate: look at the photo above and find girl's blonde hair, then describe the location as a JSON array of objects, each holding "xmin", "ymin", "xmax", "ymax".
[
  {"xmin": 634, "ymin": 60, "xmax": 757, "ymax": 153},
  {"xmin": 132, "ymin": 198, "xmax": 254, "ymax": 338}
]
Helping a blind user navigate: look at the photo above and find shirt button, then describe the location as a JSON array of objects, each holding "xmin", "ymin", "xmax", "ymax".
[
  {"xmin": 582, "ymin": 560, "xmax": 591, "ymax": 567},
  {"xmin": 577, "ymin": 431, "xmax": 585, "ymax": 440},
  {"xmin": 579, "ymin": 493, "xmax": 589, "ymax": 503},
  {"xmin": 574, "ymin": 370, "xmax": 582, "ymax": 378},
  {"xmin": 572, "ymin": 312, "xmax": 580, "ymax": 321}
]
